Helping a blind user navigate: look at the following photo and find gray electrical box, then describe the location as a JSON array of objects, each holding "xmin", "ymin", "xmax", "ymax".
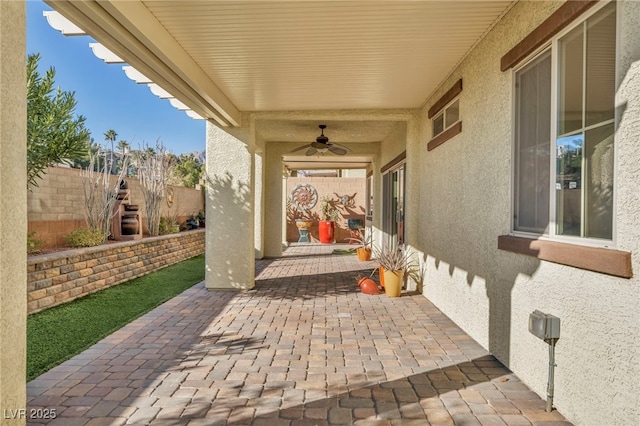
[{"xmin": 529, "ymin": 310, "xmax": 561, "ymax": 341}]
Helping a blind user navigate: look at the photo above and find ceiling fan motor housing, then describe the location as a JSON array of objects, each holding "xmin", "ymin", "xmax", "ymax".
[{"xmin": 317, "ymin": 125, "xmax": 329, "ymax": 144}]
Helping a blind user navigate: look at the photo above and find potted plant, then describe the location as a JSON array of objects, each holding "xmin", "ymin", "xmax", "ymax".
[
  {"xmin": 186, "ymin": 213, "xmax": 199, "ymax": 230},
  {"xmin": 318, "ymin": 196, "xmax": 340, "ymax": 244},
  {"xmin": 346, "ymin": 229, "xmax": 373, "ymax": 261},
  {"xmin": 374, "ymin": 243, "xmax": 415, "ymax": 297}
]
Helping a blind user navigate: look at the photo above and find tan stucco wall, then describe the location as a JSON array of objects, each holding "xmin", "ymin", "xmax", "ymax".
[
  {"xmin": 410, "ymin": 1, "xmax": 639, "ymax": 424},
  {"xmin": 0, "ymin": 1, "xmax": 27, "ymax": 424},
  {"xmin": 379, "ymin": 122, "xmax": 407, "ymax": 168}
]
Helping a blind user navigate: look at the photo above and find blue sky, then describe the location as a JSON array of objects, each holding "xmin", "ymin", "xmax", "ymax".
[{"xmin": 26, "ymin": 1, "xmax": 205, "ymax": 155}]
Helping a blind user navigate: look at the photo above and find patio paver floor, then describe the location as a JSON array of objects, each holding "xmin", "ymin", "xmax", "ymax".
[{"xmin": 27, "ymin": 244, "xmax": 572, "ymax": 425}]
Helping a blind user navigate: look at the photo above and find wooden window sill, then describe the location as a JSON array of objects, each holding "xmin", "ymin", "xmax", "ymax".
[
  {"xmin": 427, "ymin": 121, "xmax": 462, "ymax": 151},
  {"xmin": 498, "ymin": 235, "xmax": 632, "ymax": 278}
]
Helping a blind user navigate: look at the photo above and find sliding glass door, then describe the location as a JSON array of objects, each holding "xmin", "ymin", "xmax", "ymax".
[{"xmin": 382, "ymin": 163, "xmax": 405, "ymax": 247}]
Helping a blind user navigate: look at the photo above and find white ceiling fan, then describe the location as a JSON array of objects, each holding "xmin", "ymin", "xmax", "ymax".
[{"xmin": 289, "ymin": 125, "xmax": 351, "ymax": 156}]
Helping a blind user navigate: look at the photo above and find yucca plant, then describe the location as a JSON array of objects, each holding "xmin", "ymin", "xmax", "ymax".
[
  {"xmin": 374, "ymin": 242, "xmax": 414, "ymax": 271},
  {"xmin": 373, "ymin": 241, "xmax": 418, "ymax": 297},
  {"xmin": 346, "ymin": 228, "xmax": 373, "ymax": 261},
  {"xmin": 345, "ymin": 228, "xmax": 372, "ymax": 249}
]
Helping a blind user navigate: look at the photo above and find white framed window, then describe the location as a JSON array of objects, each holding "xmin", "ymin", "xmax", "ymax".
[
  {"xmin": 513, "ymin": 1, "xmax": 615, "ymax": 243},
  {"xmin": 432, "ymin": 98, "xmax": 460, "ymax": 138}
]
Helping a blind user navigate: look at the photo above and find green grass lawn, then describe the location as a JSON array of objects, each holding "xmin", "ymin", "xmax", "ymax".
[{"xmin": 27, "ymin": 254, "xmax": 205, "ymax": 381}]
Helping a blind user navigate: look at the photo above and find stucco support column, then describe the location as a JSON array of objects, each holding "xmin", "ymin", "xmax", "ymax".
[
  {"xmin": 371, "ymin": 154, "xmax": 384, "ymax": 248},
  {"xmin": 403, "ymin": 114, "xmax": 422, "ymax": 291},
  {"xmin": 0, "ymin": 1, "xmax": 27, "ymax": 423},
  {"xmin": 404, "ymin": 114, "xmax": 420, "ymax": 248},
  {"xmin": 263, "ymin": 143, "xmax": 286, "ymax": 257},
  {"xmin": 254, "ymin": 144, "xmax": 265, "ymax": 259},
  {"xmin": 205, "ymin": 122, "xmax": 255, "ymax": 290}
]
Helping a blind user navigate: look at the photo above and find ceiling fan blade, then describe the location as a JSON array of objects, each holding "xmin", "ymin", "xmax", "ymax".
[
  {"xmin": 306, "ymin": 147, "xmax": 318, "ymax": 156},
  {"xmin": 289, "ymin": 144, "xmax": 311, "ymax": 153},
  {"xmin": 311, "ymin": 141, "xmax": 327, "ymax": 150},
  {"xmin": 329, "ymin": 142, "xmax": 351, "ymax": 152},
  {"xmin": 328, "ymin": 146, "xmax": 348, "ymax": 155}
]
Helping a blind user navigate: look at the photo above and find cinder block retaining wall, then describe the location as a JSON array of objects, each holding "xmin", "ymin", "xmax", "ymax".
[
  {"xmin": 27, "ymin": 229, "xmax": 205, "ymax": 314},
  {"xmin": 28, "ymin": 166, "xmax": 205, "ymax": 247}
]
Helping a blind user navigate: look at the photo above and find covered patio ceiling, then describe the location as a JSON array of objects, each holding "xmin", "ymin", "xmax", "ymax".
[{"xmin": 45, "ymin": 0, "xmax": 515, "ymax": 162}]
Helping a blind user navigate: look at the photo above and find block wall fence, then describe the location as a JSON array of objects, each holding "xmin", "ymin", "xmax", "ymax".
[
  {"xmin": 27, "ymin": 229, "xmax": 205, "ymax": 314},
  {"xmin": 286, "ymin": 176, "xmax": 366, "ymax": 243},
  {"xmin": 28, "ymin": 166, "xmax": 205, "ymax": 247}
]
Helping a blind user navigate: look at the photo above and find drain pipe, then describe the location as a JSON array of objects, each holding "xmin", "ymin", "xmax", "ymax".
[{"xmin": 546, "ymin": 338, "xmax": 558, "ymax": 412}]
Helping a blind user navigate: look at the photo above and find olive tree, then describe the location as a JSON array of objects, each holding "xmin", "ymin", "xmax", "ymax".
[{"xmin": 27, "ymin": 53, "xmax": 90, "ymax": 189}]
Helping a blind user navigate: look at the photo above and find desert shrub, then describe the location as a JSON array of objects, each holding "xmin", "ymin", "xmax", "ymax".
[
  {"xmin": 27, "ymin": 231, "xmax": 44, "ymax": 254},
  {"xmin": 158, "ymin": 217, "xmax": 171, "ymax": 235},
  {"xmin": 65, "ymin": 227, "xmax": 108, "ymax": 248},
  {"xmin": 158, "ymin": 217, "xmax": 179, "ymax": 235}
]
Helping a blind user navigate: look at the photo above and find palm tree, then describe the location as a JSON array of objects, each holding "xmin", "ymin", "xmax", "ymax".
[
  {"xmin": 117, "ymin": 140, "xmax": 128, "ymax": 154},
  {"xmin": 103, "ymin": 129, "xmax": 117, "ymax": 144},
  {"xmin": 103, "ymin": 129, "xmax": 117, "ymax": 174},
  {"xmin": 117, "ymin": 140, "xmax": 130, "ymax": 175}
]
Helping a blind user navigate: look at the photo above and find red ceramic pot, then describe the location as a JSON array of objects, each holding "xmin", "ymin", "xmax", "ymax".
[
  {"xmin": 318, "ymin": 220, "xmax": 335, "ymax": 243},
  {"xmin": 358, "ymin": 277, "xmax": 380, "ymax": 295}
]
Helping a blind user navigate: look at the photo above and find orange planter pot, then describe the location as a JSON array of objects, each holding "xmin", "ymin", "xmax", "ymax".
[
  {"xmin": 318, "ymin": 220, "xmax": 335, "ymax": 243},
  {"xmin": 379, "ymin": 266, "xmax": 385, "ymax": 288},
  {"xmin": 356, "ymin": 247, "xmax": 372, "ymax": 261}
]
